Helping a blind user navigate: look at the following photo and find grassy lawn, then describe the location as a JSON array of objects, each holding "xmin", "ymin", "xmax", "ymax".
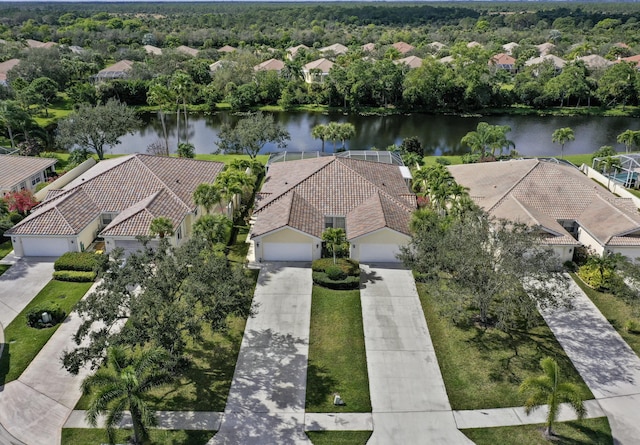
[
  {"xmin": 194, "ymin": 153, "xmax": 269, "ymax": 165},
  {"xmin": 563, "ymin": 154, "xmax": 593, "ymax": 168},
  {"xmin": 306, "ymin": 286, "xmax": 371, "ymax": 413},
  {"xmin": 227, "ymin": 224, "xmax": 250, "ymax": 264},
  {"xmin": 0, "ymin": 265, "xmax": 9, "ymax": 276},
  {"xmin": 306, "ymin": 431, "xmax": 373, "ymax": 445},
  {"xmin": 61, "ymin": 428, "xmax": 215, "ymax": 445},
  {"xmin": 462, "ymin": 417, "xmax": 612, "ymax": 445},
  {"xmin": 417, "ymin": 282, "xmax": 593, "ymax": 410},
  {"xmin": 571, "ymin": 274, "xmax": 640, "ymax": 357},
  {"xmin": 0, "ymin": 239, "xmax": 13, "ymax": 259},
  {"xmin": 0, "ymin": 280, "xmax": 94, "ymax": 384}
]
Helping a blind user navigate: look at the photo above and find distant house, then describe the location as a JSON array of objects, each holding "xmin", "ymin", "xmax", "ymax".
[
  {"xmin": 302, "ymin": 58, "xmax": 334, "ymax": 83},
  {"xmin": 489, "ymin": 53, "xmax": 516, "ymax": 72},
  {"xmin": 286, "ymin": 44, "xmax": 309, "ymax": 60},
  {"xmin": 251, "ymin": 155, "xmax": 416, "ymax": 263},
  {"xmin": 502, "ymin": 42, "xmax": 520, "ymax": 55},
  {"xmin": 218, "ymin": 45, "xmax": 236, "ymax": 54},
  {"xmin": 25, "ymin": 39, "xmax": 57, "ymax": 49},
  {"xmin": 525, "ymin": 54, "xmax": 566, "ymax": 73},
  {"xmin": 362, "ymin": 43, "xmax": 376, "ymax": 53},
  {"xmin": 438, "ymin": 55, "xmax": 455, "ymax": 64},
  {"xmin": 5, "ymin": 154, "xmax": 225, "ymax": 257},
  {"xmin": 394, "ymin": 56, "xmax": 423, "ymax": 69},
  {"xmin": 92, "ymin": 60, "xmax": 134, "ymax": 82},
  {"xmin": 536, "ymin": 42, "xmax": 556, "ymax": 56},
  {"xmin": 448, "ymin": 159, "xmax": 640, "ymax": 262},
  {"xmin": 619, "ymin": 55, "xmax": 640, "ymax": 70},
  {"xmin": 613, "ymin": 42, "xmax": 630, "ymax": 49},
  {"xmin": 176, "ymin": 45, "xmax": 199, "ymax": 57},
  {"xmin": 577, "ymin": 54, "xmax": 613, "ymax": 70},
  {"xmin": 144, "ymin": 44, "xmax": 163, "ymax": 56},
  {"xmin": 0, "ymin": 58, "xmax": 19, "ymax": 86},
  {"xmin": 320, "ymin": 43, "xmax": 348, "ymax": 56},
  {"xmin": 392, "ymin": 41, "xmax": 415, "ymax": 54},
  {"xmin": 254, "ymin": 58, "xmax": 285, "ymax": 72},
  {"xmin": 467, "ymin": 41, "xmax": 483, "ymax": 49},
  {"xmin": 67, "ymin": 45, "xmax": 85, "ymax": 54},
  {"xmin": 0, "ymin": 154, "xmax": 57, "ymax": 196},
  {"xmin": 428, "ymin": 41, "xmax": 446, "ymax": 51}
]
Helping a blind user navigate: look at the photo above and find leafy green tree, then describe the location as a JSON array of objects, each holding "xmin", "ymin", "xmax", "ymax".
[
  {"xmin": 0, "ymin": 100, "xmax": 35, "ymax": 149},
  {"xmin": 193, "ymin": 214, "xmax": 232, "ymax": 248},
  {"xmin": 337, "ymin": 122, "xmax": 355, "ymax": 150},
  {"xmin": 216, "ymin": 112, "xmax": 290, "ymax": 158},
  {"xmin": 29, "ymin": 77, "xmax": 59, "ymax": 117},
  {"xmin": 400, "ymin": 136, "xmax": 423, "ymax": 155},
  {"xmin": 551, "ymin": 127, "xmax": 575, "ymax": 159},
  {"xmin": 461, "ymin": 122, "xmax": 514, "ymax": 159},
  {"xmin": 596, "ymin": 62, "xmax": 637, "ymax": 109},
  {"xmin": 56, "ymin": 99, "xmax": 140, "ymax": 160},
  {"xmin": 82, "ymin": 346, "xmax": 174, "ymax": 445},
  {"xmin": 177, "ymin": 142, "xmax": 195, "ymax": 158},
  {"xmin": 591, "ymin": 145, "xmax": 617, "ymax": 162},
  {"xmin": 193, "ymin": 183, "xmax": 222, "ymax": 214},
  {"xmin": 311, "ymin": 124, "xmax": 328, "ymax": 152},
  {"xmin": 322, "ymin": 227, "xmax": 347, "ymax": 264},
  {"xmin": 617, "ymin": 129, "xmax": 640, "ymax": 154},
  {"xmin": 149, "ymin": 216, "xmax": 174, "ymax": 239},
  {"xmin": 519, "ymin": 357, "xmax": 586, "ymax": 437}
]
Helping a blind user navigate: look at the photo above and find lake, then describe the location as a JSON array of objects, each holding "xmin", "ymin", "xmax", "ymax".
[{"xmin": 111, "ymin": 111, "xmax": 640, "ymax": 157}]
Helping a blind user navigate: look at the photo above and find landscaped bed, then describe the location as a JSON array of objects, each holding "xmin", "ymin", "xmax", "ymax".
[
  {"xmin": 61, "ymin": 428, "xmax": 215, "ymax": 445},
  {"xmin": 461, "ymin": 417, "xmax": 612, "ymax": 445},
  {"xmin": 0, "ymin": 280, "xmax": 94, "ymax": 384},
  {"xmin": 306, "ymin": 431, "xmax": 373, "ymax": 445},
  {"xmin": 416, "ymin": 283, "xmax": 593, "ymax": 410},
  {"xmin": 305, "ymin": 285, "xmax": 371, "ymax": 413}
]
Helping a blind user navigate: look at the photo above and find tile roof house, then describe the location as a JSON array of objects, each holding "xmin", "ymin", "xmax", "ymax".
[
  {"xmin": 448, "ymin": 159, "xmax": 640, "ymax": 262},
  {"xmin": 467, "ymin": 41, "xmax": 483, "ymax": 49},
  {"xmin": 394, "ymin": 56, "xmax": 423, "ymax": 69},
  {"xmin": 392, "ymin": 41, "xmax": 415, "ymax": 54},
  {"xmin": 428, "ymin": 41, "xmax": 446, "ymax": 51},
  {"xmin": 93, "ymin": 60, "xmax": 134, "ymax": 82},
  {"xmin": 144, "ymin": 44, "xmax": 163, "ymax": 56},
  {"xmin": 286, "ymin": 44, "xmax": 309, "ymax": 60},
  {"xmin": 489, "ymin": 53, "xmax": 516, "ymax": 72},
  {"xmin": 176, "ymin": 45, "xmax": 200, "ymax": 57},
  {"xmin": 362, "ymin": 43, "xmax": 376, "ymax": 53},
  {"xmin": 218, "ymin": 45, "xmax": 236, "ymax": 54},
  {"xmin": 302, "ymin": 58, "xmax": 334, "ymax": 83},
  {"xmin": 0, "ymin": 58, "xmax": 19, "ymax": 85},
  {"xmin": 536, "ymin": 42, "xmax": 556, "ymax": 56},
  {"xmin": 619, "ymin": 55, "xmax": 640, "ymax": 69},
  {"xmin": 251, "ymin": 155, "xmax": 416, "ymax": 263},
  {"xmin": 254, "ymin": 58, "xmax": 285, "ymax": 72},
  {"xmin": 525, "ymin": 54, "xmax": 566, "ymax": 73},
  {"xmin": 578, "ymin": 54, "xmax": 613, "ymax": 70},
  {"xmin": 320, "ymin": 43, "xmax": 348, "ymax": 56},
  {"xmin": 502, "ymin": 42, "xmax": 520, "ymax": 55},
  {"xmin": 5, "ymin": 154, "xmax": 225, "ymax": 257},
  {"xmin": 0, "ymin": 154, "xmax": 57, "ymax": 196},
  {"xmin": 25, "ymin": 39, "xmax": 57, "ymax": 49}
]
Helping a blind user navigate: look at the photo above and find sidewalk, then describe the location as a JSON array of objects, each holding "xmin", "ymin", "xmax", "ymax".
[
  {"xmin": 539, "ymin": 275, "xmax": 640, "ymax": 445},
  {"xmin": 209, "ymin": 263, "xmax": 313, "ymax": 445},
  {"xmin": 360, "ymin": 265, "xmax": 473, "ymax": 444}
]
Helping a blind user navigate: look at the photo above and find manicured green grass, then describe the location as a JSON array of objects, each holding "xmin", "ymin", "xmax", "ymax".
[
  {"xmin": 462, "ymin": 417, "xmax": 612, "ymax": 445},
  {"xmin": 626, "ymin": 188, "xmax": 640, "ymax": 199},
  {"xmin": 228, "ymin": 225, "xmax": 250, "ymax": 264},
  {"xmin": 416, "ymin": 282, "xmax": 593, "ymax": 410},
  {"xmin": 563, "ymin": 154, "xmax": 593, "ymax": 168},
  {"xmin": 194, "ymin": 153, "xmax": 269, "ymax": 165},
  {"xmin": 306, "ymin": 431, "xmax": 373, "ymax": 445},
  {"xmin": 0, "ymin": 280, "xmax": 94, "ymax": 384},
  {"xmin": 306, "ymin": 286, "xmax": 371, "ymax": 412},
  {"xmin": 61, "ymin": 428, "xmax": 215, "ymax": 445},
  {"xmin": 423, "ymin": 155, "xmax": 465, "ymax": 166},
  {"xmin": 571, "ymin": 273, "xmax": 640, "ymax": 357},
  {"xmin": 0, "ymin": 240, "xmax": 13, "ymax": 259},
  {"xmin": 0, "ymin": 265, "xmax": 9, "ymax": 276}
]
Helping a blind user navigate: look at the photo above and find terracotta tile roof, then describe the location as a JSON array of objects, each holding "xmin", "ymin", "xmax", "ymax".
[
  {"xmin": 96, "ymin": 60, "xmax": 134, "ymax": 78},
  {"xmin": 0, "ymin": 58, "xmax": 19, "ymax": 83},
  {"xmin": 448, "ymin": 159, "xmax": 640, "ymax": 248},
  {"xmin": 392, "ymin": 42, "xmax": 415, "ymax": 54},
  {"xmin": 253, "ymin": 156, "xmax": 415, "ymax": 239},
  {"xmin": 320, "ymin": 43, "xmax": 348, "ymax": 55},
  {"xmin": 490, "ymin": 53, "xmax": 516, "ymax": 66},
  {"xmin": 218, "ymin": 45, "xmax": 236, "ymax": 53},
  {"xmin": 7, "ymin": 154, "xmax": 224, "ymax": 237},
  {"xmin": 362, "ymin": 43, "xmax": 376, "ymax": 52},
  {"xmin": 577, "ymin": 54, "xmax": 612, "ymax": 69},
  {"xmin": 303, "ymin": 58, "xmax": 334, "ymax": 73},
  {"xmin": 525, "ymin": 54, "xmax": 566, "ymax": 69},
  {"xmin": 394, "ymin": 56, "xmax": 423, "ymax": 69},
  {"xmin": 286, "ymin": 44, "xmax": 308, "ymax": 58},
  {"xmin": 0, "ymin": 154, "xmax": 57, "ymax": 190},
  {"xmin": 144, "ymin": 45, "xmax": 162, "ymax": 55},
  {"xmin": 176, "ymin": 45, "xmax": 199, "ymax": 57},
  {"xmin": 536, "ymin": 42, "xmax": 555, "ymax": 55},
  {"xmin": 254, "ymin": 58, "xmax": 285, "ymax": 72}
]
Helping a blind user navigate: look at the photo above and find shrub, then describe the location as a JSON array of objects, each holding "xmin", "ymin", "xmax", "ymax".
[
  {"xmin": 26, "ymin": 304, "xmax": 66, "ymax": 328},
  {"xmin": 624, "ymin": 319, "xmax": 640, "ymax": 334},
  {"xmin": 53, "ymin": 270, "xmax": 97, "ymax": 282},
  {"xmin": 312, "ymin": 272, "xmax": 360, "ymax": 290},
  {"xmin": 9, "ymin": 212, "xmax": 24, "ymax": 224},
  {"xmin": 326, "ymin": 265, "xmax": 347, "ymax": 281},
  {"xmin": 435, "ymin": 157, "xmax": 451, "ymax": 165},
  {"xmin": 312, "ymin": 258, "xmax": 359, "ymax": 276},
  {"xmin": 54, "ymin": 251, "xmax": 100, "ymax": 272},
  {"xmin": 563, "ymin": 260, "xmax": 578, "ymax": 272}
]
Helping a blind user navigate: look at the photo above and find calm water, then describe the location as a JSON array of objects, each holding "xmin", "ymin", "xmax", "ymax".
[{"xmin": 111, "ymin": 111, "xmax": 640, "ymax": 157}]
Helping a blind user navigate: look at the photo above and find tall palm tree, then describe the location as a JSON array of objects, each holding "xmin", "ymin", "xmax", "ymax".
[
  {"xmin": 82, "ymin": 346, "xmax": 173, "ymax": 445},
  {"xmin": 461, "ymin": 122, "xmax": 512, "ymax": 160},
  {"xmin": 551, "ymin": 127, "xmax": 575, "ymax": 159},
  {"xmin": 147, "ymin": 82, "xmax": 175, "ymax": 155},
  {"xmin": 338, "ymin": 123, "xmax": 356, "ymax": 150},
  {"xmin": 519, "ymin": 357, "xmax": 586, "ymax": 437},
  {"xmin": 149, "ymin": 216, "xmax": 175, "ymax": 239},
  {"xmin": 326, "ymin": 122, "xmax": 341, "ymax": 152},
  {"xmin": 193, "ymin": 183, "xmax": 223, "ymax": 215},
  {"xmin": 170, "ymin": 71, "xmax": 195, "ymax": 145},
  {"xmin": 193, "ymin": 214, "xmax": 232, "ymax": 249},
  {"xmin": 311, "ymin": 124, "xmax": 328, "ymax": 152},
  {"xmin": 617, "ymin": 129, "xmax": 640, "ymax": 154}
]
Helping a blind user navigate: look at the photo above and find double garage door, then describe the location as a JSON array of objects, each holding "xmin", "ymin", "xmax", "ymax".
[{"xmin": 262, "ymin": 242, "xmax": 312, "ymax": 262}]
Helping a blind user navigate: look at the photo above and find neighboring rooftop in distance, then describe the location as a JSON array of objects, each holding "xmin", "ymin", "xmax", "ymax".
[{"xmin": 392, "ymin": 41, "xmax": 415, "ymax": 54}]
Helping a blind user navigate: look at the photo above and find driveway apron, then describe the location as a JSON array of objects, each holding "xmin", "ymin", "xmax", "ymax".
[
  {"xmin": 540, "ymin": 275, "xmax": 640, "ymax": 445},
  {"xmin": 360, "ymin": 265, "xmax": 473, "ymax": 444},
  {"xmin": 210, "ymin": 263, "xmax": 313, "ymax": 445}
]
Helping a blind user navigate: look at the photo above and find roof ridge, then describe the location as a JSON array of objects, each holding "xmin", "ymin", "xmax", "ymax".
[
  {"xmin": 489, "ymin": 160, "xmax": 541, "ymax": 212},
  {"xmin": 134, "ymin": 155, "xmax": 194, "ymax": 210},
  {"xmin": 508, "ymin": 195, "xmax": 567, "ymax": 237},
  {"xmin": 591, "ymin": 193, "xmax": 640, "ymax": 242}
]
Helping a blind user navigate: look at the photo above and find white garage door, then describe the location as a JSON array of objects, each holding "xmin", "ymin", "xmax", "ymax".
[
  {"xmin": 114, "ymin": 239, "xmax": 146, "ymax": 256},
  {"xmin": 359, "ymin": 244, "xmax": 402, "ymax": 263},
  {"xmin": 263, "ymin": 242, "xmax": 312, "ymax": 261},
  {"xmin": 21, "ymin": 237, "xmax": 69, "ymax": 257}
]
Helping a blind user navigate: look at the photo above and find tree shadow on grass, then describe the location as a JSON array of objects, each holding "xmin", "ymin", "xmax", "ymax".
[{"xmin": 305, "ymin": 362, "xmax": 338, "ymax": 410}]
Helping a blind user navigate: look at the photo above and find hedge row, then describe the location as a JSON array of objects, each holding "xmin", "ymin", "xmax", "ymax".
[
  {"xmin": 312, "ymin": 272, "xmax": 360, "ymax": 290},
  {"xmin": 54, "ymin": 251, "xmax": 100, "ymax": 272},
  {"xmin": 312, "ymin": 258, "xmax": 360, "ymax": 276},
  {"xmin": 53, "ymin": 270, "xmax": 97, "ymax": 282}
]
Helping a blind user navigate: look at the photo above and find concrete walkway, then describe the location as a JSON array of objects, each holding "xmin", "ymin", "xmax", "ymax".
[
  {"xmin": 209, "ymin": 263, "xmax": 314, "ymax": 445},
  {"xmin": 0, "ymin": 282, "xmax": 99, "ymax": 445},
  {"xmin": 540, "ymin": 275, "xmax": 640, "ymax": 445},
  {"xmin": 360, "ymin": 265, "xmax": 473, "ymax": 444}
]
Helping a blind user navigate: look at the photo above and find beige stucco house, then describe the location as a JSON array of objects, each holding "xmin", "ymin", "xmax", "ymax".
[{"xmin": 0, "ymin": 154, "xmax": 57, "ymax": 196}]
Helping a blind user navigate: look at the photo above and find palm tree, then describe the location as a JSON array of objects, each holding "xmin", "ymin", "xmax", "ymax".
[
  {"xmin": 326, "ymin": 122, "xmax": 341, "ymax": 152},
  {"xmin": 519, "ymin": 357, "xmax": 586, "ymax": 437},
  {"xmin": 82, "ymin": 346, "xmax": 173, "ymax": 445},
  {"xmin": 149, "ymin": 216, "xmax": 174, "ymax": 239},
  {"xmin": 338, "ymin": 123, "xmax": 356, "ymax": 150},
  {"xmin": 193, "ymin": 214, "xmax": 233, "ymax": 249},
  {"xmin": 147, "ymin": 82, "xmax": 175, "ymax": 155},
  {"xmin": 311, "ymin": 124, "xmax": 328, "ymax": 152},
  {"xmin": 617, "ymin": 129, "xmax": 640, "ymax": 154},
  {"xmin": 461, "ymin": 122, "xmax": 512, "ymax": 160},
  {"xmin": 322, "ymin": 227, "xmax": 347, "ymax": 264},
  {"xmin": 552, "ymin": 127, "xmax": 575, "ymax": 159},
  {"xmin": 193, "ymin": 183, "xmax": 223, "ymax": 214},
  {"xmin": 170, "ymin": 71, "xmax": 195, "ymax": 145}
]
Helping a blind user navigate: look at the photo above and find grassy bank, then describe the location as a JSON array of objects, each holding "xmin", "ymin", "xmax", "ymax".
[
  {"xmin": 306, "ymin": 431, "xmax": 373, "ymax": 445},
  {"xmin": 462, "ymin": 417, "xmax": 612, "ymax": 445},
  {"xmin": 0, "ymin": 240, "xmax": 13, "ymax": 259},
  {"xmin": 417, "ymin": 282, "xmax": 593, "ymax": 410},
  {"xmin": 306, "ymin": 286, "xmax": 371, "ymax": 413},
  {"xmin": 61, "ymin": 428, "xmax": 215, "ymax": 445},
  {"xmin": 0, "ymin": 280, "xmax": 94, "ymax": 384}
]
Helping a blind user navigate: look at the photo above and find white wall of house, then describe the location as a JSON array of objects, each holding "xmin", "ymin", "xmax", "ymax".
[
  {"xmin": 577, "ymin": 227, "xmax": 605, "ymax": 256},
  {"xmin": 350, "ymin": 228, "xmax": 410, "ymax": 263},
  {"xmin": 607, "ymin": 246, "xmax": 640, "ymax": 261},
  {"xmin": 550, "ymin": 245, "xmax": 576, "ymax": 263},
  {"xmin": 78, "ymin": 217, "xmax": 101, "ymax": 252},
  {"xmin": 254, "ymin": 227, "xmax": 321, "ymax": 262}
]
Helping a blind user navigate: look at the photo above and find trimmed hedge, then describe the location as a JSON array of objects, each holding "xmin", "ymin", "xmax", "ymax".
[
  {"xmin": 54, "ymin": 252, "xmax": 100, "ymax": 272},
  {"xmin": 26, "ymin": 304, "xmax": 66, "ymax": 328},
  {"xmin": 312, "ymin": 258, "xmax": 360, "ymax": 276},
  {"xmin": 312, "ymin": 258, "xmax": 360, "ymax": 290},
  {"xmin": 53, "ymin": 270, "xmax": 97, "ymax": 282},
  {"xmin": 312, "ymin": 272, "xmax": 360, "ymax": 290}
]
